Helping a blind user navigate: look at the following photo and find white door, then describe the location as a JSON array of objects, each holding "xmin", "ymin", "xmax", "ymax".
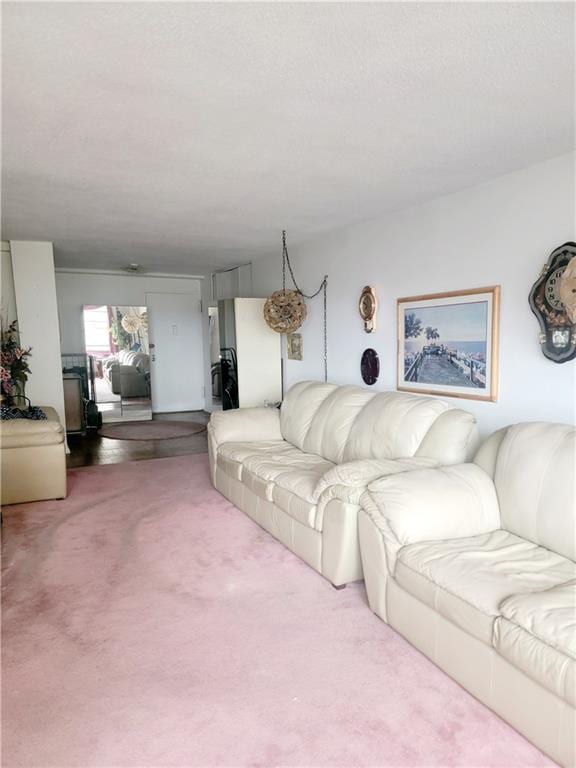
[{"xmin": 146, "ymin": 292, "xmax": 204, "ymax": 412}]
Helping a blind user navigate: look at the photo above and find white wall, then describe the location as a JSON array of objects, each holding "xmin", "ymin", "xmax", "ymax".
[
  {"xmin": 252, "ymin": 153, "xmax": 576, "ymax": 435},
  {"xmin": 56, "ymin": 272, "xmax": 203, "ymax": 351},
  {"xmin": 1, "ymin": 241, "xmax": 17, "ymax": 327},
  {"xmin": 56, "ymin": 271, "xmax": 205, "ymax": 410},
  {"xmin": 11, "ymin": 241, "xmax": 66, "ymax": 425}
]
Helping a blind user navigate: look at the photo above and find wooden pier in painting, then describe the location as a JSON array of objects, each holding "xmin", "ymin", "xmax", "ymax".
[{"xmin": 405, "ymin": 349, "xmax": 485, "ymax": 389}]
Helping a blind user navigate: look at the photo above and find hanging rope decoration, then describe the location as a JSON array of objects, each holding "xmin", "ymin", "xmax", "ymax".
[
  {"xmin": 263, "ymin": 290, "xmax": 307, "ymax": 334},
  {"xmin": 263, "ymin": 231, "xmax": 329, "ymax": 381}
]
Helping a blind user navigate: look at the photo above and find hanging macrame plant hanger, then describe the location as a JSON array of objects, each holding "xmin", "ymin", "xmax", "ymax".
[{"xmin": 263, "ymin": 231, "xmax": 328, "ymax": 382}]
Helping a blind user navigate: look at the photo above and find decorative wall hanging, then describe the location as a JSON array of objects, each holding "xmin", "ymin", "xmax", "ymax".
[
  {"xmin": 529, "ymin": 242, "xmax": 576, "ymax": 363},
  {"xmin": 361, "ymin": 348, "xmax": 379, "ymax": 385},
  {"xmin": 397, "ymin": 286, "xmax": 500, "ymax": 402},
  {"xmin": 286, "ymin": 333, "xmax": 303, "ymax": 360},
  {"xmin": 263, "ymin": 289, "xmax": 307, "ymax": 334},
  {"xmin": 359, "ymin": 286, "xmax": 378, "ymax": 333},
  {"xmin": 264, "ymin": 231, "xmax": 329, "ymax": 381}
]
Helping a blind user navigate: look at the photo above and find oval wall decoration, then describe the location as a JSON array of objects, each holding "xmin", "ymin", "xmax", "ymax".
[
  {"xmin": 359, "ymin": 286, "xmax": 378, "ymax": 333},
  {"xmin": 361, "ymin": 348, "xmax": 380, "ymax": 385}
]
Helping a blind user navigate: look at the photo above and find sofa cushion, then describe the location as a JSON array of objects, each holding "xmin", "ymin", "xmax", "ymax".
[
  {"xmin": 217, "ymin": 440, "xmax": 293, "ymax": 481},
  {"xmin": 1, "ymin": 407, "xmax": 64, "ymax": 448},
  {"xmin": 301, "ymin": 386, "xmax": 375, "ymax": 463},
  {"xmin": 495, "ymin": 580, "xmax": 576, "ymax": 706},
  {"xmin": 395, "ymin": 530, "xmax": 576, "ymax": 645},
  {"xmin": 500, "ymin": 579, "xmax": 576, "ymax": 657},
  {"xmin": 242, "ymin": 449, "xmax": 333, "ymax": 521},
  {"xmin": 494, "ymin": 423, "xmax": 576, "ymax": 561},
  {"xmin": 280, "ymin": 381, "xmax": 338, "ymax": 453},
  {"xmin": 272, "ymin": 486, "xmax": 317, "ymax": 529},
  {"xmin": 278, "ymin": 380, "xmax": 476, "ymax": 465},
  {"xmin": 344, "ymin": 391, "xmax": 450, "ymax": 461}
]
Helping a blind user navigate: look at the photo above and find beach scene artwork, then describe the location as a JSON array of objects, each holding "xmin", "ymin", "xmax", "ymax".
[{"xmin": 397, "ymin": 288, "xmax": 499, "ymax": 401}]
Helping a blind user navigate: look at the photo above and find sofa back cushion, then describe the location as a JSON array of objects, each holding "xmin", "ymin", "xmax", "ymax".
[
  {"xmin": 280, "ymin": 380, "xmax": 476, "ymax": 465},
  {"xmin": 117, "ymin": 350, "xmax": 149, "ymax": 370},
  {"xmin": 131, "ymin": 352, "xmax": 150, "ymax": 372},
  {"xmin": 280, "ymin": 381, "xmax": 339, "ymax": 452},
  {"xmin": 344, "ymin": 391, "xmax": 450, "ymax": 461},
  {"xmin": 302, "ymin": 386, "xmax": 375, "ymax": 463},
  {"xmin": 494, "ymin": 423, "xmax": 576, "ymax": 561}
]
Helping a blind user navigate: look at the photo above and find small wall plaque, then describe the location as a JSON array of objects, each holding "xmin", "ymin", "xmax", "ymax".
[{"xmin": 286, "ymin": 333, "xmax": 303, "ymax": 361}]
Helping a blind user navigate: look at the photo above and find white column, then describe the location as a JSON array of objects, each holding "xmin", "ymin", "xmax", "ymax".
[
  {"xmin": 234, "ymin": 298, "xmax": 281, "ymax": 407},
  {"xmin": 11, "ymin": 241, "xmax": 66, "ymax": 426}
]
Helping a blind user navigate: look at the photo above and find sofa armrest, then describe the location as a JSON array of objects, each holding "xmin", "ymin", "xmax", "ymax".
[
  {"xmin": 117, "ymin": 365, "xmax": 142, "ymax": 377},
  {"xmin": 208, "ymin": 407, "xmax": 282, "ymax": 448},
  {"xmin": 363, "ymin": 463, "xmax": 501, "ymax": 548},
  {"xmin": 315, "ymin": 457, "xmax": 438, "ymax": 500}
]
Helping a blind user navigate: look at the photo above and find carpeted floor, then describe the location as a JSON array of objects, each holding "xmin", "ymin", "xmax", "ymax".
[{"xmin": 2, "ymin": 454, "xmax": 553, "ymax": 768}]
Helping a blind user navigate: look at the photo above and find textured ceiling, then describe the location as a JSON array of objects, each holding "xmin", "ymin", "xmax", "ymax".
[{"xmin": 2, "ymin": 2, "xmax": 574, "ymax": 273}]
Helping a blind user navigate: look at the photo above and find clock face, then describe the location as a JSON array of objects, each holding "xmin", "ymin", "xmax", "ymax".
[
  {"xmin": 529, "ymin": 242, "xmax": 576, "ymax": 364},
  {"xmin": 360, "ymin": 294, "xmax": 374, "ymax": 318},
  {"xmin": 545, "ymin": 266, "xmax": 566, "ymax": 310}
]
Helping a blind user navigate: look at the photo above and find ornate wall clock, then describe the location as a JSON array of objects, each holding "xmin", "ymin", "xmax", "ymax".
[
  {"xmin": 529, "ymin": 242, "xmax": 576, "ymax": 363},
  {"xmin": 361, "ymin": 348, "xmax": 380, "ymax": 385},
  {"xmin": 359, "ymin": 286, "xmax": 378, "ymax": 333}
]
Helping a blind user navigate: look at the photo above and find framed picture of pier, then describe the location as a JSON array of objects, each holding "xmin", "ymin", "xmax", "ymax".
[{"xmin": 397, "ymin": 286, "xmax": 500, "ymax": 402}]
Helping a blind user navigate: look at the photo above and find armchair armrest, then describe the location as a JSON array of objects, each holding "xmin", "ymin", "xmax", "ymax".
[
  {"xmin": 313, "ymin": 458, "xmax": 438, "ymax": 531},
  {"xmin": 208, "ymin": 407, "xmax": 282, "ymax": 447},
  {"xmin": 362, "ymin": 463, "xmax": 501, "ymax": 548},
  {"xmin": 315, "ymin": 457, "xmax": 438, "ymax": 499}
]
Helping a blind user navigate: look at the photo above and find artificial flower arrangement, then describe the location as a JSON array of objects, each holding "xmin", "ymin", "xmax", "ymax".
[{"xmin": 0, "ymin": 320, "xmax": 32, "ymax": 405}]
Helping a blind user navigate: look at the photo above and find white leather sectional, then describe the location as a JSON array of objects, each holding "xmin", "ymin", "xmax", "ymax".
[
  {"xmin": 359, "ymin": 422, "xmax": 576, "ymax": 767},
  {"xmin": 208, "ymin": 381, "xmax": 478, "ymax": 586}
]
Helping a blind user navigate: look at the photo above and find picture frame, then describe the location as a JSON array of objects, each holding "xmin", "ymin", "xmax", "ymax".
[
  {"xmin": 286, "ymin": 332, "xmax": 303, "ymax": 361},
  {"xmin": 397, "ymin": 286, "xmax": 500, "ymax": 402}
]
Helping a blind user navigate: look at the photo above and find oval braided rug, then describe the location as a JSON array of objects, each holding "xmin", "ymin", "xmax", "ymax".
[{"xmin": 99, "ymin": 420, "xmax": 206, "ymax": 441}]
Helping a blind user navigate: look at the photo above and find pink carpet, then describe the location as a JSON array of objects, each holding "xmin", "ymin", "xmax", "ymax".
[{"xmin": 2, "ymin": 454, "xmax": 553, "ymax": 768}]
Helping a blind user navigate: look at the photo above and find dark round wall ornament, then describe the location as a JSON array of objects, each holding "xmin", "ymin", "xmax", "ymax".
[{"xmin": 361, "ymin": 348, "xmax": 380, "ymax": 385}]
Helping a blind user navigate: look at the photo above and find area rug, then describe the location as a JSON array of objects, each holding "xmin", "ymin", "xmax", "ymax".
[
  {"xmin": 2, "ymin": 454, "xmax": 552, "ymax": 768},
  {"xmin": 99, "ymin": 419, "xmax": 206, "ymax": 440}
]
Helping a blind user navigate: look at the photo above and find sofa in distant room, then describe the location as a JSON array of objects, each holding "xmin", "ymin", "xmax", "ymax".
[{"xmin": 102, "ymin": 350, "xmax": 150, "ymax": 398}]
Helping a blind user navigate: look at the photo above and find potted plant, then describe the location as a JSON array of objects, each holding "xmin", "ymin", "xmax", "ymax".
[{"xmin": 0, "ymin": 321, "xmax": 32, "ymax": 406}]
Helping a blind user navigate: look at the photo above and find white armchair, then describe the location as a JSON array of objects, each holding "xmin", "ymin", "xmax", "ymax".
[{"xmin": 358, "ymin": 422, "xmax": 576, "ymax": 767}]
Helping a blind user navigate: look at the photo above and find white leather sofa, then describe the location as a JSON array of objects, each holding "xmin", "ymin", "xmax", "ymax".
[
  {"xmin": 359, "ymin": 422, "xmax": 575, "ymax": 767},
  {"xmin": 208, "ymin": 381, "xmax": 478, "ymax": 586}
]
